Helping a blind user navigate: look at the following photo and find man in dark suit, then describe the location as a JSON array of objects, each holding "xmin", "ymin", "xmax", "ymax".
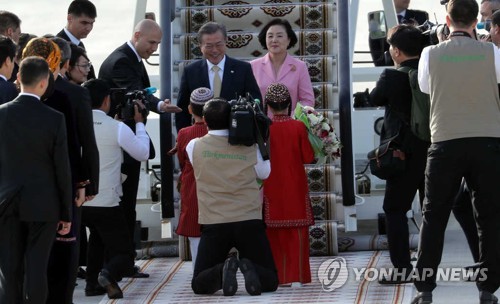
[
  {"xmin": 0, "ymin": 57, "xmax": 72, "ymax": 304},
  {"xmin": 0, "ymin": 35, "xmax": 18, "ymax": 104},
  {"xmin": 0, "ymin": 10, "xmax": 21, "ymax": 82},
  {"xmin": 369, "ymin": 25, "xmax": 430, "ymax": 284},
  {"xmin": 394, "ymin": 0, "xmax": 429, "ymax": 25},
  {"xmin": 370, "ymin": 1, "xmax": 429, "ymax": 67},
  {"xmin": 175, "ymin": 21, "xmax": 262, "ymax": 132},
  {"xmin": 99, "ymin": 19, "xmax": 181, "ymax": 277},
  {"xmin": 56, "ymin": 0, "xmax": 97, "ymax": 79},
  {"xmin": 45, "ymin": 36, "xmax": 100, "ymax": 304},
  {"xmin": 52, "ymin": 37, "xmax": 99, "ymax": 199}
]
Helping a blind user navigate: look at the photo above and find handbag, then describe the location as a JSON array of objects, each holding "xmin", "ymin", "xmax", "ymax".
[{"xmin": 367, "ymin": 139, "xmax": 406, "ymax": 180}]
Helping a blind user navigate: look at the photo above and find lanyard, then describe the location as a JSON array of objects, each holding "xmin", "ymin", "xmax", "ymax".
[{"xmin": 448, "ymin": 31, "xmax": 472, "ymax": 38}]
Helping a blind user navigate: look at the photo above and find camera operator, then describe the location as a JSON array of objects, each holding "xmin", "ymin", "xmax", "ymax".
[
  {"xmin": 186, "ymin": 98, "xmax": 278, "ymax": 296},
  {"xmin": 81, "ymin": 79, "xmax": 150, "ymax": 299},
  {"xmin": 99, "ymin": 19, "xmax": 181, "ymax": 277},
  {"xmin": 411, "ymin": 1, "xmax": 500, "ymax": 303}
]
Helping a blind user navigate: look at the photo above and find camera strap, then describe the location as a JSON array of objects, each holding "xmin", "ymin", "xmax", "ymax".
[{"xmin": 449, "ymin": 31, "xmax": 472, "ymax": 38}]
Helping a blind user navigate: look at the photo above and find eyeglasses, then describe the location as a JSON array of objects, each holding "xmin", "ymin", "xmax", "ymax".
[{"xmin": 76, "ymin": 62, "xmax": 92, "ymax": 70}]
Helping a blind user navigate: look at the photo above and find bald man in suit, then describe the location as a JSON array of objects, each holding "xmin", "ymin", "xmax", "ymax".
[{"xmin": 99, "ymin": 19, "xmax": 181, "ymax": 277}]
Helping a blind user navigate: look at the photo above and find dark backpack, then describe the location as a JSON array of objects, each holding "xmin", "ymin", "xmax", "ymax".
[{"xmin": 398, "ymin": 66, "xmax": 431, "ymax": 142}]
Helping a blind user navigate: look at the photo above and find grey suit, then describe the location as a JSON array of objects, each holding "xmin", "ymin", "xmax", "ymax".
[{"xmin": 0, "ymin": 94, "xmax": 72, "ymax": 303}]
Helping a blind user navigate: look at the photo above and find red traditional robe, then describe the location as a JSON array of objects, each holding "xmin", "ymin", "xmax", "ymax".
[
  {"xmin": 175, "ymin": 122, "xmax": 207, "ymax": 237},
  {"xmin": 263, "ymin": 115, "xmax": 315, "ymax": 284}
]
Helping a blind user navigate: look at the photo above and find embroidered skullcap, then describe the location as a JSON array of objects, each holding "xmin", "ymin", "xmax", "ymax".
[
  {"xmin": 190, "ymin": 87, "xmax": 214, "ymax": 105},
  {"xmin": 22, "ymin": 37, "xmax": 61, "ymax": 73},
  {"xmin": 265, "ymin": 83, "xmax": 291, "ymax": 104}
]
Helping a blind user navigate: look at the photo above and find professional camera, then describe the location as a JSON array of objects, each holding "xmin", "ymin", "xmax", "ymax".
[
  {"xmin": 353, "ymin": 88, "xmax": 371, "ymax": 108},
  {"xmin": 419, "ymin": 20, "xmax": 450, "ymax": 46},
  {"xmin": 228, "ymin": 93, "xmax": 271, "ymax": 160},
  {"xmin": 110, "ymin": 87, "xmax": 156, "ymax": 121}
]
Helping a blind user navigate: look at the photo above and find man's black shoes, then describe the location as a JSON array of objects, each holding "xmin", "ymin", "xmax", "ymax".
[
  {"xmin": 123, "ymin": 265, "xmax": 150, "ymax": 279},
  {"xmin": 239, "ymin": 258, "xmax": 262, "ymax": 296},
  {"xmin": 131, "ymin": 265, "xmax": 150, "ymax": 278},
  {"xmin": 77, "ymin": 267, "xmax": 87, "ymax": 279},
  {"xmin": 84, "ymin": 282, "xmax": 106, "ymax": 297},
  {"xmin": 98, "ymin": 269, "xmax": 123, "ymax": 299},
  {"xmin": 222, "ymin": 255, "xmax": 239, "ymax": 296},
  {"xmin": 411, "ymin": 292, "xmax": 432, "ymax": 304}
]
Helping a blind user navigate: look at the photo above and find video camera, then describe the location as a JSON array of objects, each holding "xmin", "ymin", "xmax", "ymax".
[
  {"xmin": 228, "ymin": 93, "xmax": 271, "ymax": 160},
  {"xmin": 418, "ymin": 20, "xmax": 450, "ymax": 46},
  {"xmin": 110, "ymin": 87, "xmax": 157, "ymax": 121}
]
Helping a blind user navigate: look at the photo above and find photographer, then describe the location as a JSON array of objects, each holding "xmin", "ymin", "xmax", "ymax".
[
  {"xmin": 187, "ymin": 98, "xmax": 278, "ymax": 297},
  {"xmin": 369, "ymin": 24, "xmax": 429, "ymax": 285},
  {"xmin": 412, "ymin": 0, "xmax": 500, "ymax": 303},
  {"xmin": 81, "ymin": 79, "xmax": 150, "ymax": 299}
]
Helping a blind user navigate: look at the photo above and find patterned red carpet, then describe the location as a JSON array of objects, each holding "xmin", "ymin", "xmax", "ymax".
[{"xmin": 92, "ymin": 251, "xmax": 414, "ymax": 304}]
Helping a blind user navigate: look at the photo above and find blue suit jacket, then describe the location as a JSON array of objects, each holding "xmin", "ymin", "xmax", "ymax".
[
  {"xmin": 0, "ymin": 77, "xmax": 18, "ymax": 105},
  {"xmin": 175, "ymin": 56, "xmax": 262, "ymax": 131}
]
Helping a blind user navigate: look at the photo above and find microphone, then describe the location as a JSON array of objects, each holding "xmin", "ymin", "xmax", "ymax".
[{"xmin": 143, "ymin": 87, "xmax": 157, "ymax": 95}]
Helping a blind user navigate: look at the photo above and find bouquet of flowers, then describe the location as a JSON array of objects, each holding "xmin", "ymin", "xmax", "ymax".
[{"xmin": 294, "ymin": 102, "xmax": 342, "ymax": 164}]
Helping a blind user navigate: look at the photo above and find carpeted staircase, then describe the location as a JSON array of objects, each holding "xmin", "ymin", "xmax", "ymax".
[{"xmin": 171, "ymin": 0, "xmax": 342, "ymax": 259}]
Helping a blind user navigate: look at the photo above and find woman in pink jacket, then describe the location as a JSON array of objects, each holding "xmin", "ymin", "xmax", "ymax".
[{"xmin": 251, "ymin": 19, "xmax": 315, "ymax": 117}]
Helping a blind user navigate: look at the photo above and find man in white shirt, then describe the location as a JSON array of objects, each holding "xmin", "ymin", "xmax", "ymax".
[
  {"xmin": 80, "ymin": 79, "xmax": 150, "ymax": 300},
  {"xmin": 412, "ymin": 1, "xmax": 500, "ymax": 303}
]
